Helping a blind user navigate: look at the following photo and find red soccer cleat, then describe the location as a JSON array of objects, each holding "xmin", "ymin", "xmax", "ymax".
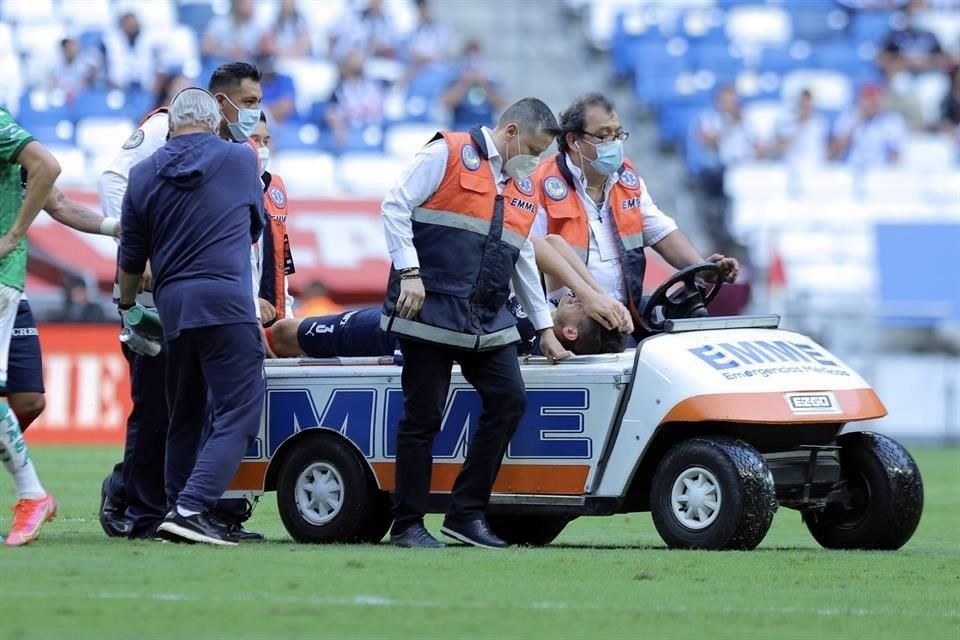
[{"xmin": 5, "ymin": 494, "xmax": 56, "ymax": 546}]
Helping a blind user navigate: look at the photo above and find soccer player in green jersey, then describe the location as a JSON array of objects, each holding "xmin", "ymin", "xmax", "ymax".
[{"xmin": 0, "ymin": 107, "xmax": 60, "ymax": 546}]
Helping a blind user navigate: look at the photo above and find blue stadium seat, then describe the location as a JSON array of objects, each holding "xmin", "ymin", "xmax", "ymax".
[
  {"xmin": 178, "ymin": 3, "xmax": 216, "ymax": 36},
  {"xmin": 406, "ymin": 67, "xmax": 452, "ymax": 103},
  {"xmin": 17, "ymin": 95, "xmax": 70, "ymax": 127},
  {"xmin": 270, "ymin": 122, "xmax": 322, "ymax": 152},
  {"xmin": 850, "ymin": 11, "xmax": 893, "ymax": 45},
  {"xmin": 123, "ymin": 90, "xmax": 155, "ymax": 122},
  {"xmin": 657, "ymin": 101, "xmax": 704, "ymax": 150},
  {"xmin": 70, "ymin": 89, "xmax": 125, "ymax": 121},
  {"xmin": 78, "ymin": 30, "xmax": 104, "ymax": 51}
]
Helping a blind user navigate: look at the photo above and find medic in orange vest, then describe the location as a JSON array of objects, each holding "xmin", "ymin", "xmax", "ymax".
[
  {"xmin": 249, "ymin": 113, "xmax": 294, "ymax": 322},
  {"xmin": 532, "ymin": 93, "xmax": 740, "ymax": 333}
]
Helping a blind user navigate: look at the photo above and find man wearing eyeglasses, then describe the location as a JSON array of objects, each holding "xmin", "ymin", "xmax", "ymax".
[{"xmin": 532, "ymin": 93, "xmax": 739, "ymax": 337}]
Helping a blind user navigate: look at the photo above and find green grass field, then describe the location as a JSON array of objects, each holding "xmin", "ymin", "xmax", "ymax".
[{"xmin": 0, "ymin": 445, "xmax": 956, "ymax": 640}]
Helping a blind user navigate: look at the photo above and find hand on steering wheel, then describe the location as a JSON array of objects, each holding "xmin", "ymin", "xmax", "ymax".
[{"xmin": 641, "ymin": 262, "xmax": 725, "ymax": 332}]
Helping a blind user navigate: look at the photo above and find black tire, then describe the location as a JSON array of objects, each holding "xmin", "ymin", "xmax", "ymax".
[
  {"xmin": 650, "ymin": 437, "xmax": 777, "ymax": 550},
  {"xmin": 803, "ymin": 431, "xmax": 923, "ymax": 550},
  {"xmin": 276, "ymin": 435, "xmax": 378, "ymax": 543},
  {"xmin": 355, "ymin": 490, "xmax": 394, "ymax": 544},
  {"xmin": 485, "ymin": 514, "xmax": 572, "ymax": 546}
]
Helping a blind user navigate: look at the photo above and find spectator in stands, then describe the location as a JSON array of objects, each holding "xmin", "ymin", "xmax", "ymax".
[
  {"xmin": 875, "ymin": 0, "xmax": 952, "ymax": 126},
  {"xmin": 53, "ymin": 281, "xmax": 105, "ymax": 323},
  {"xmin": 103, "ymin": 12, "xmax": 155, "ymax": 92},
  {"xmin": 329, "ymin": 0, "xmax": 397, "ymax": 61},
  {"xmin": 49, "ymin": 38, "xmax": 98, "ymax": 99},
  {"xmin": 325, "ymin": 49, "xmax": 386, "ymax": 148},
  {"xmin": 876, "ymin": 0, "xmax": 950, "ymax": 79},
  {"xmin": 830, "ymin": 84, "xmax": 907, "ymax": 167},
  {"xmin": 689, "ymin": 84, "xmax": 761, "ymax": 245},
  {"xmin": 406, "ymin": 0, "xmax": 452, "ymax": 71},
  {"xmin": 203, "ymin": 0, "xmax": 267, "ymax": 61},
  {"xmin": 442, "ymin": 40, "xmax": 506, "ymax": 132},
  {"xmin": 152, "ymin": 73, "xmax": 192, "ymax": 111},
  {"xmin": 256, "ymin": 41, "xmax": 298, "ymax": 124},
  {"xmin": 272, "ymin": 0, "xmax": 312, "ymax": 58},
  {"xmin": 940, "ymin": 66, "xmax": 960, "ymax": 141},
  {"xmin": 773, "ymin": 89, "xmax": 829, "ymax": 167}
]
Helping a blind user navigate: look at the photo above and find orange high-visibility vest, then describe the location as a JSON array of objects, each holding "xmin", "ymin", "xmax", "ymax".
[
  {"xmin": 259, "ymin": 173, "xmax": 294, "ymax": 319},
  {"xmin": 381, "ymin": 128, "xmax": 540, "ymax": 351},
  {"xmin": 534, "ymin": 153, "xmax": 648, "ymax": 317}
]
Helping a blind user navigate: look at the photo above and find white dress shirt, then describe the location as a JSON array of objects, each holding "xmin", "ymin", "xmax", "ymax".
[
  {"xmin": 532, "ymin": 155, "xmax": 678, "ymax": 304},
  {"xmin": 381, "ymin": 126, "xmax": 553, "ymax": 331},
  {"xmin": 98, "ymin": 112, "xmax": 263, "ymax": 320}
]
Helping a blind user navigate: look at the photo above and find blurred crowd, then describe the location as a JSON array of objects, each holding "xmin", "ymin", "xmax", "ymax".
[
  {"xmin": 13, "ymin": 0, "xmax": 506, "ymax": 154},
  {"xmin": 676, "ymin": 0, "xmax": 960, "ymax": 245}
]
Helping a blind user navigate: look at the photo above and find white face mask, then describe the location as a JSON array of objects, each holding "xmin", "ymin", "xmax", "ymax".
[
  {"xmin": 258, "ymin": 145, "xmax": 270, "ymax": 173},
  {"xmin": 503, "ymin": 130, "xmax": 539, "ymax": 181}
]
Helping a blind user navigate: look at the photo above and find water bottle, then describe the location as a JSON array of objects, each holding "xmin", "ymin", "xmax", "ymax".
[{"xmin": 119, "ymin": 305, "xmax": 163, "ymax": 357}]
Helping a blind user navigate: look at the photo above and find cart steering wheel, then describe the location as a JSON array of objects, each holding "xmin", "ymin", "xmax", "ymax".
[{"xmin": 641, "ymin": 262, "xmax": 725, "ymax": 332}]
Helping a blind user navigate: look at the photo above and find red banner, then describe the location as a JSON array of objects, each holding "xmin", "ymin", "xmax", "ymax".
[
  {"xmin": 30, "ymin": 192, "xmax": 392, "ymax": 304},
  {"xmin": 24, "ymin": 324, "xmax": 130, "ymax": 445}
]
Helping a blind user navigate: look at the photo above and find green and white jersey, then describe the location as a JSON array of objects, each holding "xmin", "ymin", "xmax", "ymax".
[{"xmin": 0, "ymin": 108, "xmax": 35, "ymax": 292}]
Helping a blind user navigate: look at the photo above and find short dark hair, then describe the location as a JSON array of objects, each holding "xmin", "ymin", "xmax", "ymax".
[
  {"xmin": 571, "ymin": 317, "xmax": 628, "ymax": 355},
  {"xmin": 557, "ymin": 93, "xmax": 615, "ymax": 154},
  {"xmin": 208, "ymin": 62, "xmax": 262, "ymax": 93},
  {"xmin": 498, "ymin": 97, "xmax": 560, "ymax": 138}
]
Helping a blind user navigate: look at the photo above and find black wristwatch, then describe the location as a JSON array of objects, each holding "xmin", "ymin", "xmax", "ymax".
[{"xmin": 119, "ymin": 302, "xmax": 135, "ymax": 311}]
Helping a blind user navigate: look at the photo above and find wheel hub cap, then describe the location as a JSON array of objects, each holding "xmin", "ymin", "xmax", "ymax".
[
  {"xmin": 671, "ymin": 466, "xmax": 721, "ymax": 530},
  {"xmin": 295, "ymin": 462, "xmax": 344, "ymax": 525}
]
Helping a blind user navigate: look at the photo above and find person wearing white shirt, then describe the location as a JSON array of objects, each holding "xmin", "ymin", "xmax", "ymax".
[
  {"xmin": 380, "ymin": 98, "xmax": 569, "ymax": 550},
  {"xmin": 830, "ymin": 84, "xmax": 907, "ymax": 169},
  {"xmin": 103, "ymin": 12, "xmax": 155, "ymax": 91},
  {"xmin": 534, "ymin": 94, "xmax": 740, "ymax": 337},
  {"xmin": 774, "ymin": 89, "xmax": 829, "ymax": 168},
  {"xmin": 96, "ymin": 63, "xmax": 268, "ymax": 541}
]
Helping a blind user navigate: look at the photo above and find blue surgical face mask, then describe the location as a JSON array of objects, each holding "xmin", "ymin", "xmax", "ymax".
[
  {"xmin": 582, "ymin": 138, "xmax": 623, "ymax": 176},
  {"xmin": 222, "ymin": 94, "xmax": 261, "ymax": 142}
]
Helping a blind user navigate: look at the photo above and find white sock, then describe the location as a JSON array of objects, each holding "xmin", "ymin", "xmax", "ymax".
[
  {"xmin": 176, "ymin": 505, "xmax": 200, "ymax": 517},
  {"xmin": 0, "ymin": 404, "xmax": 46, "ymax": 500}
]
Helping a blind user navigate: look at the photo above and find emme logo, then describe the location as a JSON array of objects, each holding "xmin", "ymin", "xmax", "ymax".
[
  {"xmin": 254, "ymin": 388, "xmax": 593, "ymax": 461},
  {"xmin": 687, "ymin": 340, "xmax": 850, "ymax": 380}
]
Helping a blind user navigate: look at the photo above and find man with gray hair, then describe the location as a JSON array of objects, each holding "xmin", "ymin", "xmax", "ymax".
[
  {"xmin": 117, "ymin": 88, "xmax": 266, "ymax": 545},
  {"xmin": 380, "ymin": 97, "xmax": 570, "ymax": 549}
]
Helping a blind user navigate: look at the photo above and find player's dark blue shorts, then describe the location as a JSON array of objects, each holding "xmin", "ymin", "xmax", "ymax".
[
  {"xmin": 1, "ymin": 299, "xmax": 45, "ymax": 394},
  {"xmin": 296, "ymin": 307, "xmax": 397, "ymax": 358}
]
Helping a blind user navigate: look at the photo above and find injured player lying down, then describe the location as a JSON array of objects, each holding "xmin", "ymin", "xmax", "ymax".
[{"xmin": 268, "ymin": 293, "xmax": 628, "ymax": 359}]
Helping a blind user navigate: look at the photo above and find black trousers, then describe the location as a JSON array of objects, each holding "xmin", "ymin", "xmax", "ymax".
[
  {"xmin": 104, "ymin": 344, "xmax": 169, "ymax": 537},
  {"xmin": 392, "ymin": 338, "xmax": 526, "ymax": 533}
]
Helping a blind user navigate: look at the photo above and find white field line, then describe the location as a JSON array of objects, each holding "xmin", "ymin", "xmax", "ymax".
[{"xmin": 15, "ymin": 591, "xmax": 960, "ymax": 619}]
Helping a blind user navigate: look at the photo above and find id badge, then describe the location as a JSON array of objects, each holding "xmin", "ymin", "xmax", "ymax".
[{"xmin": 590, "ymin": 218, "xmax": 618, "ymax": 262}]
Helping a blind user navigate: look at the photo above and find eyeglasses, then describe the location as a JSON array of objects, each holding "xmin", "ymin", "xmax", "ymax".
[{"xmin": 582, "ymin": 129, "xmax": 629, "ymax": 144}]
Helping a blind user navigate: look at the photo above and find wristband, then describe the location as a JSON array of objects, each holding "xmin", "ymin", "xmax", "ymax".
[
  {"xmin": 118, "ymin": 302, "xmax": 135, "ymax": 311},
  {"xmin": 400, "ymin": 273, "xmax": 421, "ymax": 281},
  {"xmin": 99, "ymin": 217, "xmax": 120, "ymax": 237},
  {"xmin": 398, "ymin": 267, "xmax": 419, "ymax": 275}
]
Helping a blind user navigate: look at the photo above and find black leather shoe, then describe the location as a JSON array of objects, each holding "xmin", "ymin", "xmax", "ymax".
[
  {"xmin": 441, "ymin": 517, "xmax": 508, "ymax": 549},
  {"xmin": 99, "ymin": 476, "xmax": 133, "ymax": 538},
  {"xmin": 389, "ymin": 523, "xmax": 446, "ymax": 548},
  {"xmin": 228, "ymin": 523, "xmax": 265, "ymax": 542},
  {"xmin": 157, "ymin": 511, "xmax": 238, "ymax": 546}
]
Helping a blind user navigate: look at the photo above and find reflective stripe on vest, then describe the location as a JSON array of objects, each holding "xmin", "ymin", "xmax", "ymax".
[
  {"xmin": 380, "ymin": 314, "xmax": 520, "ymax": 350},
  {"xmin": 411, "ymin": 207, "xmax": 527, "ymax": 250}
]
